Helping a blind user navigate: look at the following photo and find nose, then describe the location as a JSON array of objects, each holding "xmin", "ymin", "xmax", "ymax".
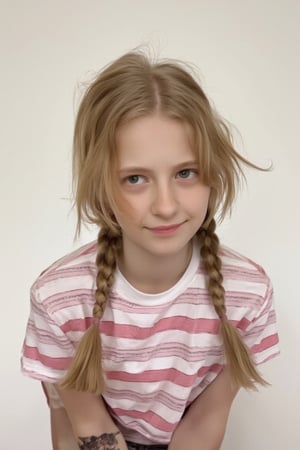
[{"xmin": 151, "ymin": 182, "xmax": 178, "ymax": 218}]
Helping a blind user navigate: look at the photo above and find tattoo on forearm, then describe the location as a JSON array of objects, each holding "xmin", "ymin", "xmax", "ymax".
[{"xmin": 77, "ymin": 431, "xmax": 121, "ymax": 450}]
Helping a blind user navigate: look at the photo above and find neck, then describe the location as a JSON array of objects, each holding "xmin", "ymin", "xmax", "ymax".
[{"xmin": 117, "ymin": 240, "xmax": 193, "ymax": 294}]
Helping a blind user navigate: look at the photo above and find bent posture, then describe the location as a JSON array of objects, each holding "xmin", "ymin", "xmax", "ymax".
[{"xmin": 22, "ymin": 51, "xmax": 279, "ymax": 450}]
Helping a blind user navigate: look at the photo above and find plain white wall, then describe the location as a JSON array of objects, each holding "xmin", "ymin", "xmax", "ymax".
[{"xmin": 1, "ymin": 0, "xmax": 299, "ymax": 448}]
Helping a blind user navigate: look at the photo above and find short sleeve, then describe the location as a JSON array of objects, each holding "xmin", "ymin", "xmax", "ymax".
[
  {"xmin": 242, "ymin": 278, "xmax": 280, "ymax": 365},
  {"xmin": 21, "ymin": 282, "xmax": 74, "ymax": 383}
]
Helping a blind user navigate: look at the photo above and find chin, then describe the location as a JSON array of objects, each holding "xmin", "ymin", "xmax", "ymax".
[{"xmin": 146, "ymin": 240, "xmax": 191, "ymax": 257}]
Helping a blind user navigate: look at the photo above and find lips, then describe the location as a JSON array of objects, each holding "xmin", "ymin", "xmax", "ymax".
[
  {"xmin": 146, "ymin": 222, "xmax": 184, "ymax": 235},
  {"xmin": 150, "ymin": 224, "xmax": 181, "ymax": 231}
]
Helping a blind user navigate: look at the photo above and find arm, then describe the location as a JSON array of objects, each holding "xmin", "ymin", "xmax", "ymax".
[
  {"xmin": 50, "ymin": 407, "xmax": 78, "ymax": 450},
  {"xmin": 168, "ymin": 366, "xmax": 239, "ymax": 450},
  {"xmin": 54, "ymin": 385, "xmax": 129, "ymax": 450},
  {"xmin": 42, "ymin": 382, "xmax": 78, "ymax": 450}
]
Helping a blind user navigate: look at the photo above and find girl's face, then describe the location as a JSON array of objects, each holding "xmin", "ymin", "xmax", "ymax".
[{"xmin": 112, "ymin": 114, "xmax": 210, "ymax": 261}]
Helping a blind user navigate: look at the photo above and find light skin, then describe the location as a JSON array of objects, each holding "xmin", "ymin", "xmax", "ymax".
[
  {"xmin": 51, "ymin": 114, "xmax": 238, "ymax": 449},
  {"xmin": 112, "ymin": 113, "xmax": 210, "ymax": 293}
]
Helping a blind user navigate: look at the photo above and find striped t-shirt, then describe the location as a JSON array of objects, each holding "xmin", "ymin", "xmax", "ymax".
[{"xmin": 21, "ymin": 239, "xmax": 279, "ymax": 445}]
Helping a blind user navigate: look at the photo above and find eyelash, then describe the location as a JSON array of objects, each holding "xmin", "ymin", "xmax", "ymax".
[
  {"xmin": 176, "ymin": 169, "xmax": 198, "ymax": 179},
  {"xmin": 126, "ymin": 175, "xmax": 145, "ymax": 185},
  {"xmin": 125, "ymin": 169, "xmax": 198, "ymax": 185}
]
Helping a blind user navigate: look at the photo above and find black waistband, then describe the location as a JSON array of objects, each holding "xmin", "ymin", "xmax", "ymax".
[{"xmin": 126, "ymin": 441, "xmax": 168, "ymax": 450}]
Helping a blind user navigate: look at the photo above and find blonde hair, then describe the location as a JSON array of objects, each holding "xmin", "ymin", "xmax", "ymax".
[{"xmin": 60, "ymin": 50, "xmax": 268, "ymax": 393}]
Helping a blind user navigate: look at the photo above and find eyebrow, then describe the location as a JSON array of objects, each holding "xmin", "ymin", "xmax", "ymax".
[{"xmin": 118, "ymin": 160, "xmax": 199, "ymax": 174}]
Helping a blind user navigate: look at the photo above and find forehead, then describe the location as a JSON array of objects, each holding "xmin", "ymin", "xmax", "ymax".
[{"xmin": 115, "ymin": 114, "xmax": 195, "ymax": 168}]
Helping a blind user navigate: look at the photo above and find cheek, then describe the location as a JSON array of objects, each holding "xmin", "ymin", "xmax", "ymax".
[
  {"xmin": 189, "ymin": 186, "xmax": 211, "ymax": 211},
  {"xmin": 111, "ymin": 188, "xmax": 131, "ymax": 217},
  {"xmin": 111, "ymin": 195, "xmax": 144, "ymax": 225}
]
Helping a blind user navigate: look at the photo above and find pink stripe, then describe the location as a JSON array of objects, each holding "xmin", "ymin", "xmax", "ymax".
[
  {"xmin": 107, "ymin": 364, "xmax": 221, "ymax": 386},
  {"xmin": 112, "ymin": 408, "xmax": 175, "ymax": 432},
  {"xmin": 27, "ymin": 324, "xmax": 73, "ymax": 349},
  {"xmin": 61, "ymin": 316, "xmax": 250, "ymax": 338},
  {"xmin": 251, "ymin": 334, "xmax": 279, "ymax": 354},
  {"xmin": 221, "ymin": 266, "xmax": 267, "ymax": 282},
  {"xmin": 81, "ymin": 243, "xmax": 97, "ymax": 255},
  {"xmin": 61, "ymin": 316, "xmax": 220, "ymax": 337},
  {"xmin": 103, "ymin": 317, "xmax": 221, "ymax": 337},
  {"xmin": 43, "ymin": 289, "xmax": 94, "ymax": 312},
  {"xmin": 105, "ymin": 388, "xmax": 184, "ymax": 412},
  {"xmin": 23, "ymin": 345, "xmax": 71, "ymax": 370},
  {"xmin": 61, "ymin": 317, "xmax": 94, "ymax": 333},
  {"xmin": 257, "ymin": 351, "xmax": 280, "ymax": 365},
  {"xmin": 236, "ymin": 317, "xmax": 251, "ymax": 330},
  {"xmin": 103, "ymin": 345, "xmax": 222, "ymax": 362},
  {"xmin": 37, "ymin": 266, "xmax": 96, "ymax": 290}
]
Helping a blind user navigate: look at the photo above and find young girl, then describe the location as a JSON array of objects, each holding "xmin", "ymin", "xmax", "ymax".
[{"xmin": 21, "ymin": 51, "xmax": 279, "ymax": 450}]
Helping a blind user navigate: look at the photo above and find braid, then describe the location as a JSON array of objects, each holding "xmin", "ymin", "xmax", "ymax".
[
  {"xmin": 94, "ymin": 227, "xmax": 121, "ymax": 319},
  {"xmin": 60, "ymin": 227, "xmax": 121, "ymax": 394},
  {"xmin": 198, "ymin": 218, "xmax": 268, "ymax": 389}
]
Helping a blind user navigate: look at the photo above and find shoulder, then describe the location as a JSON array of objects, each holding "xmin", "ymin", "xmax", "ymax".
[
  {"xmin": 219, "ymin": 245, "xmax": 271, "ymax": 288},
  {"xmin": 219, "ymin": 245, "xmax": 268, "ymax": 277},
  {"xmin": 217, "ymin": 245, "xmax": 273, "ymax": 318},
  {"xmin": 30, "ymin": 240, "xmax": 98, "ymax": 311},
  {"xmin": 217, "ymin": 247, "xmax": 279, "ymax": 364},
  {"xmin": 22, "ymin": 241, "xmax": 99, "ymax": 381}
]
